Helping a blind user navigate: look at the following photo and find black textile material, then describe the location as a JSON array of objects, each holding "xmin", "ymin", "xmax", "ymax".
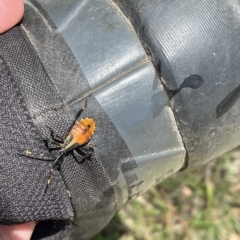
[
  {"xmin": 0, "ymin": 27, "xmax": 74, "ymax": 238},
  {"xmin": 114, "ymin": 0, "xmax": 240, "ymax": 167},
  {"xmin": 0, "ymin": 27, "xmax": 75, "ymax": 238},
  {"xmin": 0, "ymin": 55, "xmax": 73, "ymax": 224}
]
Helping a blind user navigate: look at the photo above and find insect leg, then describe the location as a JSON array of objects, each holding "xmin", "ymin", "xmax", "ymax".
[
  {"xmin": 88, "ymin": 144, "xmax": 95, "ymax": 151},
  {"xmin": 43, "ymin": 127, "xmax": 64, "ymax": 152},
  {"xmin": 73, "ymin": 149, "xmax": 91, "ymax": 163},
  {"xmin": 43, "ymin": 139, "xmax": 62, "ymax": 151},
  {"xmin": 52, "ymin": 151, "xmax": 66, "ymax": 168},
  {"xmin": 74, "ymin": 101, "xmax": 87, "ymax": 121},
  {"xmin": 67, "ymin": 101, "xmax": 88, "ymax": 133},
  {"xmin": 45, "ymin": 151, "xmax": 65, "ymax": 192},
  {"xmin": 81, "ymin": 144, "xmax": 95, "ymax": 155},
  {"xmin": 46, "ymin": 127, "xmax": 64, "ymax": 143}
]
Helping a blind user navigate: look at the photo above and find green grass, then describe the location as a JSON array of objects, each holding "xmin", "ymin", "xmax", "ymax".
[{"xmin": 93, "ymin": 147, "xmax": 240, "ymax": 240}]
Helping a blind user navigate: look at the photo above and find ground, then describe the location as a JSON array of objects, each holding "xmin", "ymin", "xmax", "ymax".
[{"xmin": 93, "ymin": 147, "xmax": 240, "ymax": 240}]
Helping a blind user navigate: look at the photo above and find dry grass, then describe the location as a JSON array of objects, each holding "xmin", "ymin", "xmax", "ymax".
[{"xmin": 93, "ymin": 147, "xmax": 240, "ymax": 240}]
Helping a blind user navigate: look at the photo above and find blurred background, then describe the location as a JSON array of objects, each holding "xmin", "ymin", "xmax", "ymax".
[{"xmin": 93, "ymin": 147, "xmax": 240, "ymax": 240}]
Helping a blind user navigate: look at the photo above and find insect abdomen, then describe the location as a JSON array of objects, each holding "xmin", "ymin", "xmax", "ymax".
[{"xmin": 70, "ymin": 118, "xmax": 96, "ymax": 145}]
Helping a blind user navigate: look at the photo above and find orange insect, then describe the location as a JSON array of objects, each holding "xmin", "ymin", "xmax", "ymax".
[{"xmin": 46, "ymin": 102, "xmax": 96, "ymax": 188}]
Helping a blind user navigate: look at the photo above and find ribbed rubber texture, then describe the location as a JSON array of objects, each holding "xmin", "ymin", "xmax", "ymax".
[{"xmin": 113, "ymin": 0, "xmax": 240, "ymax": 167}]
